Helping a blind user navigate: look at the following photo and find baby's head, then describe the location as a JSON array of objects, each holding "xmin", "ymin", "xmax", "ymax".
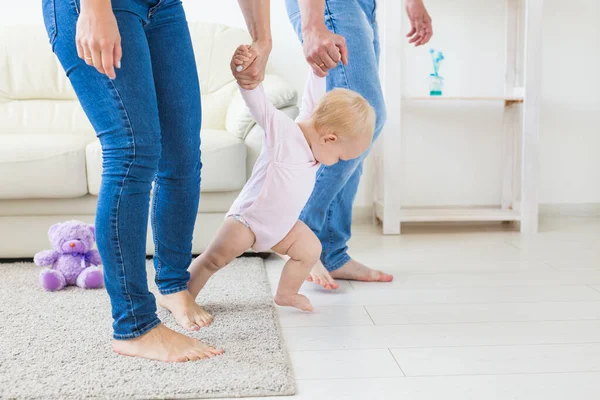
[{"xmin": 310, "ymin": 89, "xmax": 375, "ymax": 166}]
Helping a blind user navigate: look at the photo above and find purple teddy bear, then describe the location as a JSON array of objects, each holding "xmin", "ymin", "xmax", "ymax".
[{"xmin": 34, "ymin": 220, "xmax": 104, "ymax": 291}]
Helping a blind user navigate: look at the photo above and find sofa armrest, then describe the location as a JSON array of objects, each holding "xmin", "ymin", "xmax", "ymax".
[
  {"xmin": 244, "ymin": 105, "xmax": 299, "ymax": 178},
  {"xmin": 225, "ymin": 74, "xmax": 298, "ymax": 141}
]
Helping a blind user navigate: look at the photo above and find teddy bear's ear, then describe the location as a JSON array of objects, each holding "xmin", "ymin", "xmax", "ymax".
[
  {"xmin": 48, "ymin": 222, "xmax": 61, "ymax": 238},
  {"xmin": 89, "ymin": 225, "xmax": 96, "ymax": 237}
]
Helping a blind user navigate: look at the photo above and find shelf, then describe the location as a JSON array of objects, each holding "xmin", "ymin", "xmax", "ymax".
[
  {"xmin": 404, "ymin": 96, "xmax": 524, "ymax": 103},
  {"xmin": 375, "ymin": 202, "xmax": 521, "ymax": 223}
]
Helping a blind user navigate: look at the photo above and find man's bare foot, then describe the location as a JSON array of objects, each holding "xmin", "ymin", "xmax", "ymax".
[
  {"xmin": 112, "ymin": 324, "xmax": 223, "ymax": 362},
  {"xmin": 306, "ymin": 262, "xmax": 340, "ymax": 290},
  {"xmin": 307, "ymin": 259, "xmax": 394, "ymax": 289},
  {"xmin": 157, "ymin": 290, "xmax": 213, "ymax": 331},
  {"xmin": 274, "ymin": 293, "xmax": 314, "ymax": 312},
  {"xmin": 331, "ymin": 259, "xmax": 393, "ymax": 282}
]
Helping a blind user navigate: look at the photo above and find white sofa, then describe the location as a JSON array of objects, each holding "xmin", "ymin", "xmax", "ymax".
[{"xmin": 0, "ymin": 22, "xmax": 298, "ymax": 258}]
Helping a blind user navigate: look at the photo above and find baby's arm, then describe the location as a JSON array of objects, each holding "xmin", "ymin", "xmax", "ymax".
[
  {"xmin": 296, "ymin": 70, "xmax": 327, "ymax": 122},
  {"xmin": 232, "ymin": 45, "xmax": 277, "ymax": 132},
  {"xmin": 239, "ymin": 84, "xmax": 277, "ymax": 131}
]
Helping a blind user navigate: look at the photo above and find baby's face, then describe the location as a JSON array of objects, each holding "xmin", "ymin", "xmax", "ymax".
[{"xmin": 312, "ymin": 130, "xmax": 371, "ymax": 166}]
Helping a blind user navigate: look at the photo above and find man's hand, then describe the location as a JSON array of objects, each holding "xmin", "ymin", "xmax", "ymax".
[
  {"xmin": 231, "ymin": 41, "xmax": 270, "ymax": 90},
  {"xmin": 406, "ymin": 0, "xmax": 433, "ymax": 46},
  {"xmin": 302, "ymin": 25, "xmax": 348, "ymax": 77}
]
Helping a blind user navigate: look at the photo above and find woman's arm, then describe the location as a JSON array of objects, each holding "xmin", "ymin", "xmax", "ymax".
[
  {"xmin": 77, "ymin": 0, "xmax": 122, "ymax": 79},
  {"xmin": 234, "ymin": 0, "xmax": 273, "ymax": 89}
]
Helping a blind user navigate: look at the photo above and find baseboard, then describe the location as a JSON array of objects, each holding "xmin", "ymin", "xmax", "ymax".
[
  {"xmin": 357, "ymin": 203, "xmax": 600, "ymax": 222},
  {"xmin": 540, "ymin": 203, "xmax": 600, "ymax": 218}
]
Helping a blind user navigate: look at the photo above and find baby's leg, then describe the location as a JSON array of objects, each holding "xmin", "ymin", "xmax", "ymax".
[
  {"xmin": 188, "ymin": 217, "xmax": 255, "ymax": 299},
  {"xmin": 159, "ymin": 217, "xmax": 254, "ymax": 331},
  {"xmin": 271, "ymin": 220, "xmax": 321, "ymax": 312}
]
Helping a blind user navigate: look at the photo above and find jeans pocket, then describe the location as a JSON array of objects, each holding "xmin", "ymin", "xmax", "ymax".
[{"xmin": 42, "ymin": 0, "xmax": 57, "ymax": 47}]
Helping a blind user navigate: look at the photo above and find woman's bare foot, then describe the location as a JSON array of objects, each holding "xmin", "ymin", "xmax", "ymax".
[
  {"xmin": 112, "ymin": 324, "xmax": 223, "ymax": 362},
  {"xmin": 274, "ymin": 293, "xmax": 314, "ymax": 312},
  {"xmin": 307, "ymin": 259, "xmax": 393, "ymax": 290},
  {"xmin": 157, "ymin": 290, "xmax": 213, "ymax": 331}
]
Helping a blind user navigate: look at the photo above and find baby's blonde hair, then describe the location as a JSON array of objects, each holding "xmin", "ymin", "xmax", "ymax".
[{"xmin": 312, "ymin": 88, "xmax": 376, "ymax": 142}]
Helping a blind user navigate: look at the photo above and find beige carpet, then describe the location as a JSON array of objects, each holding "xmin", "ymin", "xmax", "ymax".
[{"xmin": 0, "ymin": 257, "xmax": 295, "ymax": 399}]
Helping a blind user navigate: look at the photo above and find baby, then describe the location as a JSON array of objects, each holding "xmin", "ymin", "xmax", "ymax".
[{"xmin": 176, "ymin": 45, "xmax": 374, "ymax": 328}]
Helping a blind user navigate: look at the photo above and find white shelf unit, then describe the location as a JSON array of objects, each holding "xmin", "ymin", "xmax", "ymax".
[{"xmin": 374, "ymin": 0, "xmax": 543, "ymax": 234}]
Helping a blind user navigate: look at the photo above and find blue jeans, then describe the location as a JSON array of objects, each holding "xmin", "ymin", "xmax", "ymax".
[
  {"xmin": 42, "ymin": 0, "xmax": 202, "ymax": 339},
  {"xmin": 285, "ymin": 0, "xmax": 386, "ymax": 272}
]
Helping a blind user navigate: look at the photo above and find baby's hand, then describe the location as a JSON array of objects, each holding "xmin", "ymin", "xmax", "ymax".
[{"xmin": 232, "ymin": 45, "xmax": 254, "ymax": 73}]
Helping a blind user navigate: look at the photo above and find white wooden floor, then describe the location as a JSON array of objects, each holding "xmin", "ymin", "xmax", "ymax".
[{"xmin": 220, "ymin": 215, "xmax": 600, "ymax": 400}]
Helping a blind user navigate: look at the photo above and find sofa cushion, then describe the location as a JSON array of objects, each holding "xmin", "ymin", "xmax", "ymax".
[
  {"xmin": 86, "ymin": 129, "xmax": 246, "ymax": 195},
  {"xmin": 0, "ymin": 135, "xmax": 89, "ymax": 199}
]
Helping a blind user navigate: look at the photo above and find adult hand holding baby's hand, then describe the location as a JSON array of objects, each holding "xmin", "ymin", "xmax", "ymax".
[{"xmin": 231, "ymin": 42, "xmax": 270, "ymax": 90}]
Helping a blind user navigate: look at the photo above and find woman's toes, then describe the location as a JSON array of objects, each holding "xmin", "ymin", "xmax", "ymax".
[
  {"xmin": 181, "ymin": 317, "xmax": 200, "ymax": 331},
  {"xmin": 186, "ymin": 352, "xmax": 202, "ymax": 361},
  {"xmin": 202, "ymin": 349, "xmax": 216, "ymax": 358},
  {"xmin": 209, "ymin": 347, "xmax": 224, "ymax": 355}
]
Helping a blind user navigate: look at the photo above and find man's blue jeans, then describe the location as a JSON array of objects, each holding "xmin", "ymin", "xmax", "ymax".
[
  {"xmin": 42, "ymin": 0, "xmax": 201, "ymax": 339},
  {"xmin": 285, "ymin": 0, "xmax": 387, "ymax": 272}
]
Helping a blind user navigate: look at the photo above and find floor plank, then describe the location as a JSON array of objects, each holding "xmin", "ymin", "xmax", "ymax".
[{"xmin": 391, "ymin": 343, "xmax": 600, "ymax": 376}]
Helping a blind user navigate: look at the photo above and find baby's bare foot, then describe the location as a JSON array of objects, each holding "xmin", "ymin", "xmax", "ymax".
[
  {"xmin": 307, "ymin": 261, "xmax": 340, "ymax": 290},
  {"xmin": 274, "ymin": 293, "xmax": 314, "ymax": 312},
  {"xmin": 112, "ymin": 324, "xmax": 223, "ymax": 362},
  {"xmin": 157, "ymin": 290, "xmax": 213, "ymax": 331}
]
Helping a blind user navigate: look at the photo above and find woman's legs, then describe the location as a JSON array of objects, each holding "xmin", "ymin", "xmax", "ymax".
[
  {"xmin": 45, "ymin": 0, "xmax": 220, "ymax": 360},
  {"xmin": 50, "ymin": 0, "xmax": 162, "ymax": 340},
  {"xmin": 145, "ymin": 0, "xmax": 202, "ymax": 296},
  {"xmin": 139, "ymin": 0, "xmax": 209, "ymax": 332}
]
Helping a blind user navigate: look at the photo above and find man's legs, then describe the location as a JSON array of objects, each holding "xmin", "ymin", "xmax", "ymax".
[{"xmin": 286, "ymin": 0, "xmax": 392, "ymax": 288}]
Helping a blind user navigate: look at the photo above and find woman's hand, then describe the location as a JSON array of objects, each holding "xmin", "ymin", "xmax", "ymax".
[
  {"xmin": 76, "ymin": 0, "xmax": 122, "ymax": 79},
  {"xmin": 405, "ymin": 0, "xmax": 433, "ymax": 46},
  {"xmin": 302, "ymin": 25, "xmax": 348, "ymax": 77},
  {"xmin": 231, "ymin": 41, "xmax": 269, "ymax": 90}
]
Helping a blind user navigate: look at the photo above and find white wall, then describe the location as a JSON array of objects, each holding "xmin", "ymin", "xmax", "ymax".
[
  {"xmin": 397, "ymin": 0, "xmax": 600, "ymax": 207},
  {"xmin": 2, "ymin": 0, "xmax": 598, "ymax": 207}
]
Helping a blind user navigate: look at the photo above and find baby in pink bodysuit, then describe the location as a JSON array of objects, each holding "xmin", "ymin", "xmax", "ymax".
[{"xmin": 167, "ymin": 45, "xmax": 375, "ymax": 330}]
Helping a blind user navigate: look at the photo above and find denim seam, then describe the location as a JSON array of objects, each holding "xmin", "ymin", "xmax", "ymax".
[
  {"xmin": 151, "ymin": 181, "xmax": 163, "ymax": 282},
  {"xmin": 325, "ymin": 198, "xmax": 335, "ymax": 260},
  {"xmin": 324, "ymin": 0, "xmax": 350, "ymax": 90},
  {"xmin": 113, "ymin": 318, "xmax": 161, "ymax": 340},
  {"xmin": 159, "ymin": 285, "xmax": 188, "ymax": 296},
  {"xmin": 108, "ymin": 77, "xmax": 141, "ymax": 334},
  {"xmin": 48, "ymin": 0, "xmax": 58, "ymax": 49}
]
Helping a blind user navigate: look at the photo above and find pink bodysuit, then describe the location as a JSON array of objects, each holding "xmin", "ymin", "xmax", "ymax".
[{"xmin": 227, "ymin": 72, "xmax": 325, "ymax": 251}]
